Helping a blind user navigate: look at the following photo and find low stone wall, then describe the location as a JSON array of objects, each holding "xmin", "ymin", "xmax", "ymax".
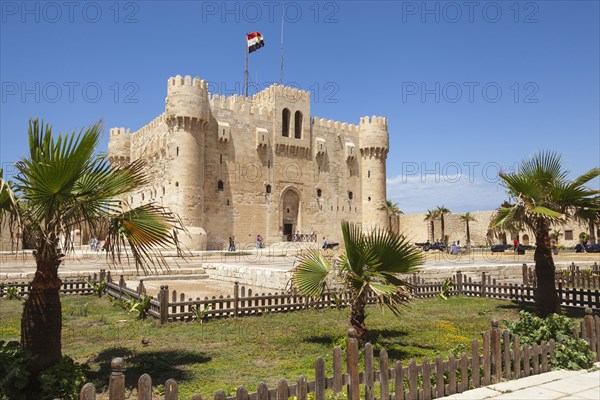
[{"xmin": 202, "ymin": 263, "xmax": 292, "ymax": 290}]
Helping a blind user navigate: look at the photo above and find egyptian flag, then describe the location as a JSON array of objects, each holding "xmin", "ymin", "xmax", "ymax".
[{"xmin": 247, "ymin": 32, "xmax": 265, "ymax": 53}]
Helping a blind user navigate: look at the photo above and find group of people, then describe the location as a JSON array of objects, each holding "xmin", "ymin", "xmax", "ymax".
[
  {"xmin": 89, "ymin": 237, "xmax": 110, "ymax": 252},
  {"xmin": 227, "ymin": 235, "xmax": 264, "ymax": 251},
  {"xmin": 449, "ymin": 240, "xmax": 461, "ymax": 255}
]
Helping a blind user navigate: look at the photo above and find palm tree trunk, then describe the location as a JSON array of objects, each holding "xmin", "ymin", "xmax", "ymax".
[
  {"xmin": 21, "ymin": 259, "xmax": 63, "ymax": 387},
  {"xmin": 466, "ymin": 223, "xmax": 471, "ymax": 251},
  {"xmin": 441, "ymin": 216, "xmax": 445, "ymax": 243},
  {"xmin": 349, "ymin": 291, "xmax": 368, "ymax": 344},
  {"xmin": 590, "ymin": 222, "xmax": 597, "ymax": 244},
  {"xmin": 533, "ymin": 228, "xmax": 561, "ymax": 317},
  {"xmin": 430, "ymin": 221, "xmax": 435, "ymax": 242}
]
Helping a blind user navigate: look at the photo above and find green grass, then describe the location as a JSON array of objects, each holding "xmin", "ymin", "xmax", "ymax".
[{"xmin": 1, "ymin": 295, "xmax": 526, "ymax": 398}]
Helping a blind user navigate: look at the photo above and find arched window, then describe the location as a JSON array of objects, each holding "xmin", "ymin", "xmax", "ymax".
[
  {"xmin": 294, "ymin": 111, "xmax": 303, "ymax": 139},
  {"xmin": 266, "ymin": 184, "xmax": 272, "ymax": 194},
  {"xmin": 348, "ymin": 191, "xmax": 353, "ymax": 200},
  {"xmin": 175, "ymin": 182, "xmax": 179, "ymax": 187},
  {"xmin": 317, "ymin": 188, "xmax": 322, "ymax": 197},
  {"xmin": 217, "ymin": 180, "xmax": 224, "ymax": 191},
  {"xmin": 282, "ymin": 108, "xmax": 290, "ymax": 137}
]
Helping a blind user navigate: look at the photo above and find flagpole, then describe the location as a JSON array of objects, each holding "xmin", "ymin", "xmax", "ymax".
[
  {"xmin": 280, "ymin": 10, "xmax": 284, "ymax": 84},
  {"xmin": 245, "ymin": 33, "xmax": 249, "ymax": 97}
]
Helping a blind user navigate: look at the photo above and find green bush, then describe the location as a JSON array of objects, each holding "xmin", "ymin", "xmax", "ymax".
[
  {"xmin": 38, "ymin": 356, "xmax": 89, "ymax": 400},
  {"xmin": 0, "ymin": 341, "xmax": 89, "ymax": 400},
  {"xmin": 0, "ymin": 340, "xmax": 31, "ymax": 400},
  {"xmin": 505, "ymin": 311, "xmax": 595, "ymax": 370}
]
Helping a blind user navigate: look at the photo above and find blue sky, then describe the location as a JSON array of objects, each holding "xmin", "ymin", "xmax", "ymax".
[{"xmin": 1, "ymin": 1, "xmax": 599, "ymax": 213}]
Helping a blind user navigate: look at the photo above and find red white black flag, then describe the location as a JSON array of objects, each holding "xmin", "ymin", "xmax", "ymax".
[{"xmin": 247, "ymin": 32, "xmax": 265, "ymax": 53}]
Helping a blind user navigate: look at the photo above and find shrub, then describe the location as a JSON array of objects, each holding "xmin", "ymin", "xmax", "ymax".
[
  {"xmin": 0, "ymin": 340, "xmax": 31, "ymax": 400},
  {"xmin": 505, "ymin": 311, "xmax": 595, "ymax": 370},
  {"xmin": 0, "ymin": 341, "xmax": 89, "ymax": 400},
  {"xmin": 38, "ymin": 356, "xmax": 89, "ymax": 400}
]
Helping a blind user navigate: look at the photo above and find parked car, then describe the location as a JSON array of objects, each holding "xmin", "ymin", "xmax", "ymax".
[
  {"xmin": 491, "ymin": 244, "xmax": 512, "ymax": 253},
  {"xmin": 424, "ymin": 242, "xmax": 447, "ymax": 252},
  {"xmin": 586, "ymin": 244, "xmax": 600, "ymax": 253}
]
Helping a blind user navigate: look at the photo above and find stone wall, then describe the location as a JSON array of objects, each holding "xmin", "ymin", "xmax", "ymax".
[{"xmin": 108, "ymin": 75, "xmax": 391, "ymax": 250}]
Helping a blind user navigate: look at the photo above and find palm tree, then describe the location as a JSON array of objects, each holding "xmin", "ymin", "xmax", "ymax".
[
  {"xmin": 0, "ymin": 119, "xmax": 184, "ymax": 388},
  {"xmin": 550, "ymin": 229, "xmax": 563, "ymax": 245},
  {"xmin": 424, "ymin": 209, "xmax": 438, "ymax": 242},
  {"xmin": 379, "ymin": 199, "xmax": 403, "ymax": 233},
  {"xmin": 436, "ymin": 205, "xmax": 451, "ymax": 244},
  {"xmin": 492, "ymin": 151, "xmax": 599, "ymax": 317},
  {"xmin": 292, "ymin": 221, "xmax": 422, "ymax": 343},
  {"xmin": 459, "ymin": 212, "xmax": 477, "ymax": 251}
]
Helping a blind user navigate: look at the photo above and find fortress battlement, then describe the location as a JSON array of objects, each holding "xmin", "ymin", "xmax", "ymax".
[
  {"xmin": 168, "ymin": 74, "xmax": 209, "ymax": 90},
  {"xmin": 311, "ymin": 117, "xmax": 360, "ymax": 133},
  {"xmin": 131, "ymin": 114, "xmax": 166, "ymax": 139},
  {"xmin": 253, "ymin": 84, "xmax": 310, "ymax": 103},
  {"xmin": 109, "ymin": 127, "xmax": 131, "ymax": 137},
  {"xmin": 360, "ymin": 115, "xmax": 388, "ymax": 128},
  {"xmin": 207, "ymin": 93, "xmax": 275, "ymax": 119}
]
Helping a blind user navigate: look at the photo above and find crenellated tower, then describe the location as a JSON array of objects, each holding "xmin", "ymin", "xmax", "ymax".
[
  {"xmin": 359, "ymin": 116, "xmax": 389, "ymax": 231},
  {"xmin": 164, "ymin": 75, "xmax": 210, "ymax": 249},
  {"xmin": 107, "ymin": 127, "xmax": 131, "ymax": 168}
]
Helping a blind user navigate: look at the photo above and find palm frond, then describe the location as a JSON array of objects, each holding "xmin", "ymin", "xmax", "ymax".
[
  {"xmin": 291, "ymin": 250, "xmax": 333, "ymax": 298},
  {"xmin": 108, "ymin": 203, "xmax": 185, "ymax": 273}
]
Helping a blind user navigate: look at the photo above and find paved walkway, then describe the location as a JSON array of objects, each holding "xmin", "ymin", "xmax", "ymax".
[{"xmin": 441, "ymin": 363, "xmax": 600, "ymax": 399}]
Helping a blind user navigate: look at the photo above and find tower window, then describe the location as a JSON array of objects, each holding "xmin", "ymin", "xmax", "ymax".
[
  {"xmin": 368, "ymin": 196, "xmax": 371, "ymax": 202},
  {"xmin": 348, "ymin": 191, "xmax": 353, "ymax": 200},
  {"xmin": 175, "ymin": 182, "xmax": 179, "ymax": 187},
  {"xmin": 266, "ymin": 184, "xmax": 272, "ymax": 194},
  {"xmin": 317, "ymin": 188, "xmax": 322, "ymax": 197},
  {"xmin": 368, "ymin": 170, "xmax": 371, "ymax": 178},
  {"xmin": 141, "ymin": 193, "xmax": 144, "ymax": 201},
  {"xmin": 282, "ymin": 108, "xmax": 290, "ymax": 137},
  {"xmin": 226, "ymin": 199, "xmax": 230, "ymax": 206},
  {"xmin": 294, "ymin": 111, "xmax": 303, "ymax": 139},
  {"xmin": 217, "ymin": 180, "xmax": 224, "ymax": 191},
  {"xmin": 176, "ymin": 147, "xmax": 179, "ymax": 156},
  {"xmin": 220, "ymin": 154, "xmax": 223, "ymax": 164}
]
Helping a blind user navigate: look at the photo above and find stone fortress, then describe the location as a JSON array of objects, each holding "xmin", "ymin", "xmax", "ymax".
[{"xmin": 108, "ymin": 75, "xmax": 390, "ymax": 250}]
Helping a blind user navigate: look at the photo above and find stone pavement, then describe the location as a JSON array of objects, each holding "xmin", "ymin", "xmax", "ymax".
[{"xmin": 441, "ymin": 363, "xmax": 600, "ymax": 399}]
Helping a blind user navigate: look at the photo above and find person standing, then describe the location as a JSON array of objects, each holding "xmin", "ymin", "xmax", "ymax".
[
  {"xmin": 513, "ymin": 238, "xmax": 519, "ymax": 252},
  {"xmin": 228, "ymin": 236, "xmax": 236, "ymax": 252}
]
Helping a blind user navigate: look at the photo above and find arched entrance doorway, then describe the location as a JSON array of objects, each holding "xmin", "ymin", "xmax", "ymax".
[{"xmin": 281, "ymin": 187, "xmax": 300, "ymax": 241}]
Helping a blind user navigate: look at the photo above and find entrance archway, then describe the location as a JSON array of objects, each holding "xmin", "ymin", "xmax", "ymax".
[{"xmin": 281, "ymin": 187, "xmax": 300, "ymax": 241}]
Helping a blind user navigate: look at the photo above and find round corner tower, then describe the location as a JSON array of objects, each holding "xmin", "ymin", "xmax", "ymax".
[
  {"xmin": 107, "ymin": 127, "xmax": 131, "ymax": 168},
  {"xmin": 359, "ymin": 115, "xmax": 389, "ymax": 231},
  {"xmin": 165, "ymin": 74, "xmax": 210, "ymax": 250}
]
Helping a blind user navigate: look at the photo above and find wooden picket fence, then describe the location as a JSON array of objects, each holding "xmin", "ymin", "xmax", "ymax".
[
  {"xmin": 80, "ymin": 312, "xmax": 600, "ymax": 400},
  {"xmin": 103, "ymin": 267, "xmax": 600, "ymax": 325},
  {"xmin": 0, "ymin": 270, "xmax": 109, "ymax": 298},
  {"xmin": 523, "ymin": 262, "xmax": 600, "ymax": 289}
]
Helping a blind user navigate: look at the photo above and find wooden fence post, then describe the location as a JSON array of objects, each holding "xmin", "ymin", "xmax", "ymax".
[
  {"xmin": 481, "ymin": 272, "xmax": 487, "ymax": 298},
  {"xmin": 159, "ymin": 285, "xmax": 169, "ymax": 325},
  {"xmin": 490, "ymin": 320, "xmax": 501, "ymax": 382},
  {"xmin": 315, "ymin": 357, "xmax": 326, "ymax": 400},
  {"xmin": 234, "ymin": 281, "xmax": 240, "ymax": 317},
  {"xmin": 80, "ymin": 383, "xmax": 96, "ymax": 400},
  {"xmin": 346, "ymin": 335, "xmax": 360, "ymax": 400},
  {"xmin": 456, "ymin": 271, "xmax": 462, "ymax": 295},
  {"xmin": 584, "ymin": 307, "xmax": 597, "ymax": 355},
  {"xmin": 108, "ymin": 358, "xmax": 125, "ymax": 400},
  {"xmin": 138, "ymin": 374, "xmax": 152, "ymax": 400},
  {"xmin": 164, "ymin": 378, "xmax": 178, "ymax": 400}
]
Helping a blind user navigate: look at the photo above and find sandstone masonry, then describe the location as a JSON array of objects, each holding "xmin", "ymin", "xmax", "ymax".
[{"xmin": 108, "ymin": 75, "xmax": 389, "ymax": 250}]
